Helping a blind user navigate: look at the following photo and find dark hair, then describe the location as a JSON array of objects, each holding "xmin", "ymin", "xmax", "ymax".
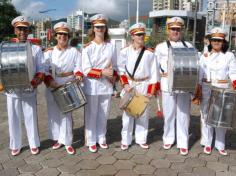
[
  {"xmin": 88, "ymin": 26, "xmax": 110, "ymax": 42},
  {"xmin": 70, "ymin": 38, "xmax": 79, "ymax": 47},
  {"xmin": 208, "ymin": 38, "xmax": 229, "ymax": 53}
]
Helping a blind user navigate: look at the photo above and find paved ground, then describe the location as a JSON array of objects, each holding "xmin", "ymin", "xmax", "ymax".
[{"xmin": 0, "ymin": 85, "xmax": 236, "ymax": 176}]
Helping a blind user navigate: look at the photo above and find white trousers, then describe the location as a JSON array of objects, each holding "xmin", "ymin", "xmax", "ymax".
[
  {"xmin": 121, "ymin": 107, "xmax": 149, "ymax": 145},
  {"xmin": 162, "ymin": 92, "xmax": 191, "ymax": 149},
  {"xmin": 45, "ymin": 90, "xmax": 73, "ymax": 146},
  {"xmin": 85, "ymin": 95, "xmax": 111, "ymax": 146},
  {"xmin": 200, "ymin": 85, "xmax": 226, "ymax": 150},
  {"xmin": 7, "ymin": 95, "xmax": 40, "ymax": 150}
]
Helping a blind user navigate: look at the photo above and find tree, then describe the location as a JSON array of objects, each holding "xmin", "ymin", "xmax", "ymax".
[{"xmin": 0, "ymin": 0, "xmax": 20, "ymax": 41}]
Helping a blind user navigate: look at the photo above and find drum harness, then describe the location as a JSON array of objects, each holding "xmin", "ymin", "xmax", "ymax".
[
  {"xmin": 160, "ymin": 40, "xmax": 188, "ymax": 78},
  {"xmin": 124, "ymin": 47, "xmax": 148, "ymax": 89}
]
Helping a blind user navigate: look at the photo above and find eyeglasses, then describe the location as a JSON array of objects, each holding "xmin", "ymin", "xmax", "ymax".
[
  {"xmin": 94, "ymin": 26, "xmax": 105, "ymax": 29},
  {"xmin": 211, "ymin": 39, "xmax": 223, "ymax": 42},
  {"xmin": 56, "ymin": 33, "xmax": 68, "ymax": 36},
  {"xmin": 170, "ymin": 28, "xmax": 181, "ymax": 32},
  {"xmin": 134, "ymin": 33, "xmax": 145, "ymax": 37},
  {"xmin": 16, "ymin": 26, "xmax": 29, "ymax": 31}
]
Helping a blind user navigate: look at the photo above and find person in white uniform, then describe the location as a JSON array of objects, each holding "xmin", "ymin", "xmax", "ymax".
[
  {"xmin": 7, "ymin": 16, "xmax": 45, "ymax": 156},
  {"xmin": 118, "ymin": 23, "xmax": 160, "ymax": 150},
  {"xmin": 44, "ymin": 22, "xmax": 83, "ymax": 155},
  {"xmin": 197, "ymin": 27, "xmax": 236, "ymax": 156},
  {"xmin": 81, "ymin": 14, "xmax": 117, "ymax": 153},
  {"xmin": 155, "ymin": 17, "xmax": 193, "ymax": 155}
]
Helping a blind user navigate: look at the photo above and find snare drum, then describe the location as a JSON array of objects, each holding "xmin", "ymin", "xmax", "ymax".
[
  {"xmin": 51, "ymin": 81, "xmax": 87, "ymax": 113},
  {"xmin": 0, "ymin": 42, "xmax": 34, "ymax": 91},
  {"xmin": 119, "ymin": 89, "xmax": 150, "ymax": 118},
  {"xmin": 206, "ymin": 87, "xmax": 236, "ymax": 129},
  {"xmin": 168, "ymin": 47, "xmax": 199, "ymax": 92}
]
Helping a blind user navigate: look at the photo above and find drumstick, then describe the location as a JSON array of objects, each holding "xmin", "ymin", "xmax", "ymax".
[{"xmin": 156, "ymin": 95, "xmax": 163, "ymax": 118}]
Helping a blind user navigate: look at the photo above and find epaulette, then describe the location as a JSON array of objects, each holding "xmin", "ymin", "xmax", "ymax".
[
  {"xmin": 83, "ymin": 42, "xmax": 91, "ymax": 48},
  {"xmin": 44, "ymin": 47, "xmax": 54, "ymax": 52},
  {"xmin": 146, "ymin": 47, "xmax": 154, "ymax": 53}
]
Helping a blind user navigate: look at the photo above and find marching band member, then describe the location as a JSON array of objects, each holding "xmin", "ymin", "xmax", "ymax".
[
  {"xmin": 43, "ymin": 22, "xmax": 83, "ymax": 155},
  {"xmin": 7, "ymin": 16, "xmax": 44, "ymax": 156},
  {"xmin": 118, "ymin": 23, "xmax": 160, "ymax": 150},
  {"xmin": 198, "ymin": 27, "xmax": 236, "ymax": 155},
  {"xmin": 81, "ymin": 14, "xmax": 117, "ymax": 153},
  {"xmin": 155, "ymin": 17, "xmax": 193, "ymax": 155}
]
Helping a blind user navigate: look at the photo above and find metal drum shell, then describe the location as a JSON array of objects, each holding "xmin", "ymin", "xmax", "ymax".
[
  {"xmin": 206, "ymin": 87, "xmax": 236, "ymax": 129},
  {"xmin": 51, "ymin": 81, "xmax": 87, "ymax": 113},
  {"xmin": 0, "ymin": 42, "xmax": 33, "ymax": 90},
  {"xmin": 167, "ymin": 47, "xmax": 199, "ymax": 93}
]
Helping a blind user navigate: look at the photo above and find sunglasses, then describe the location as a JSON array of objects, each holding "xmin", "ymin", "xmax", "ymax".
[
  {"xmin": 56, "ymin": 32, "xmax": 68, "ymax": 36},
  {"xmin": 170, "ymin": 28, "xmax": 181, "ymax": 32},
  {"xmin": 16, "ymin": 26, "xmax": 29, "ymax": 31},
  {"xmin": 94, "ymin": 26, "xmax": 105, "ymax": 29},
  {"xmin": 134, "ymin": 33, "xmax": 145, "ymax": 36},
  {"xmin": 211, "ymin": 39, "xmax": 223, "ymax": 42}
]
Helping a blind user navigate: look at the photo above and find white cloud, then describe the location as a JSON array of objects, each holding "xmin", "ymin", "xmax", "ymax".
[
  {"xmin": 12, "ymin": 0, "xmax": 46, "ymax": 20},
  {"xmin": 76, "ymin": 0, "xmax": 152, "ymax": 21}
]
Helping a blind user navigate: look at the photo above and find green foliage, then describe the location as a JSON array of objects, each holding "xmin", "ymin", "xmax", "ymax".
[{"xmin": 0, "ymin": 1, "xmax": 20, "ymax": 41}]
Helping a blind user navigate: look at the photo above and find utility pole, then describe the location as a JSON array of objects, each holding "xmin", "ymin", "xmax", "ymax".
[
  {"xmin": 192, "ymin": 0, "xmax": 198, "ymax": 46},
  {"xmin": 136, "ymin": 0, "xmax": 139, "ymax": 23}
]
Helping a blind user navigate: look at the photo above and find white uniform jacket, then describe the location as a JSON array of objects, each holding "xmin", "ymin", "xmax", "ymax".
[
  {"xmin": 118, "ymin": 45, "xmax": 159, "ymax": 95},
  {"xmin": 44, "ymin": 46, "xmax": 82, "ymax": 85},
  {"xmin": 81, "ymin": 41, "xmax": 117, "ymax": 95},
  {"xmin": 199, "ymin": 51, "xmax": 236, "ymax": 89},
  {"xmin": 155, "ymin": 41, "xmax": 193, "ymax": 92},
  {"xmin": 6, "ymin": 44, "xmax": 45, "ymax": 98}
]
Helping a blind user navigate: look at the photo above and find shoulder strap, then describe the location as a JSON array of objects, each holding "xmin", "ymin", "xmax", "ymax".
[
  {"xmin": 181, "ymin": 40, "xmax": 188, "ymax": 48},
  {"xmin": 125, "ymin": 47, "xmax": 145, "ymax": 79},
  {"xmin": 131, "ymin": 47, "xmax": 145, "ymax": 78},
  {"xmin": 166, "ymin": 40, "xmax": 171, "ymax": 48}
]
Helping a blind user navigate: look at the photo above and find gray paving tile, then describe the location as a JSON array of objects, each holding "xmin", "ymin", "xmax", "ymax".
[
  {"xmin": 114, "ymin": 160, "xmax": 135, "ymax": 170},
  {"xmin": 57, "ymin": 164, "xmax": 80, "ymax": 174},
  {"xmin": 76, "ymin": 170, "xmax": 100, "ymax": 176},
  {"xmin": 115, "ymin": 170, "xmax": 138, "ymax": 176},
  {"xmin": 192, "ymin": 167, "xmax": 215, "ymax": 176},
  {"xmin": 130, "ymin": 154, "xmax": 152, "ymax": 165},
  {"xmin": 77, "ymin": 159, "xmax": 100, "ymax": 170},
  {"xmin": 18, "ymin": 164, "xmax": 42, "ymax": 174},
  {"xmin": 134, "ymin": 165, "xmax": 156, "ymax": 175},
  {"xmin": 3, "ymin": 158, "xmax": 27, "ymax": 169},
  {"xmin": 35, "ymin": 168, "xmax": 60, "ymax": 176},
  {"xmin": 96, "ymin": 165, "xmax": 117, "ymax": 175},
  {"xmin": 0, "ymin": 168, "xmax": 19, "ymax": 176},
  {"xmin": 96, "ymin": 155, "xmax": 117, "ymax": 165},
  {"xmin": 150, "ymin": 159, "xmax": 171, "ymax": 169},
  {"xmin": 113, "ymin": 151, "xmax": 133, "ymax": 160},
  {"xmin": 154, "ymin": 168, "xmax": 178, "ymax": 176},
  {"xmin": 207, "ymin": 161, "xmax": 229, "ymax": 172}
]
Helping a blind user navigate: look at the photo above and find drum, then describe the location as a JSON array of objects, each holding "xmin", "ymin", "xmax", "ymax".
[
  {"xmin": 51, "ymin": 81, "xmax": 87, "ymax": 113},
  {"xmin": 206, "ymin": 87, "xmax": 236, "ymax": 129},
  {"xmin": 167, "ymin": 47, "xmax": 199, "ymax": 92},
  {"xmin": 119, "ymin": 89, "xmax": 150, "ymax": 118},
  {"xmin": 0, "ymin": 42, "xmax": 33, "ymax": 91}
]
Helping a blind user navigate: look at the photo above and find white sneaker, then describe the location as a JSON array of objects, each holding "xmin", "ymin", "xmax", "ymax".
[
  {"xmin": 121, "ymin": 144, "xmax": 129, "ymax": 151},
  {"xmin": 180, "ymin": 148, "xmax": 188, "ymax": 156},
  {"xmin": 163, "ymin": 144, "xmax": 172, "ymax": 150}
]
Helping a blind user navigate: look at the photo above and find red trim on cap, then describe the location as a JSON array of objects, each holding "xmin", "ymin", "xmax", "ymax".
[
  {"xmin": 14, "ymin": 21, "xmax": 30, "ymax": 27},
  {"xmin": 130, "ymin": 28, "xmax": 145, "ymax": 35},
  {"xmin": 75, "ymin": 71, "xmax": 83, "ymax": 77},
  {"xmin": 211, "ymin": 33, "xmax": 225, "ymax": 39}
]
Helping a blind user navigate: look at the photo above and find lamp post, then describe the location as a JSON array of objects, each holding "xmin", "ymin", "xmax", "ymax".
[{"xmin": 136, "ymin": 0, "xmax": 139, "ymax": 23}]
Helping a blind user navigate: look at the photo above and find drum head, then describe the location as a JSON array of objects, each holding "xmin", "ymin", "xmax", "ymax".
[{"xmin": 119, "ymin": 89, "xmax": 135, "ymax": 109}]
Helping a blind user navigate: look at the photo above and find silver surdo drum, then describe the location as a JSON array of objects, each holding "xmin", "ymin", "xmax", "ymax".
[
  {"xmin": 206, "ymin": 87, "xmax": 236, "ymax": 129},
  {"xmin": 167, "ymin": 47, "xmax": 199, "ymax": 92},
  {"xmin": 0, "ymin": 42, "xmax": 33, "ymax": 91},
  {"xmin": 51, "ymin": 81, "xmax": 87, "ymax": 113}
]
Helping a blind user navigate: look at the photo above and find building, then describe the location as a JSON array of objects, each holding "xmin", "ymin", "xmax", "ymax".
[
  {"xmin": 35, "ymin": 17, "xmax": 51, "ymax": 39},
  {"xmin": 150, "ymin": 0, "xmax": 206, "ymax": 48},
  {"xmin": 67, "ymin": 10, "xmax": 83, "ymax": 31},
  {"xmin": 153, "ymin": 0, "xmax": 179, "ymax": 11}
]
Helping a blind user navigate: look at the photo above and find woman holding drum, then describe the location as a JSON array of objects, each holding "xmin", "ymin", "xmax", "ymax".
[
  {"xmin": 81, "ymin": 14, "xmax": 117, "ymax": 153},
  {"xmin": 198, "ymin": 27, "xmax": 236, "ymax": 155},
  {"xmin": 44, "ymin": 22, "xmax": 83, "ymax": 155},
  {"xmin": 118, "ymin": 22, "xmax": 159, "ymax": 150}
]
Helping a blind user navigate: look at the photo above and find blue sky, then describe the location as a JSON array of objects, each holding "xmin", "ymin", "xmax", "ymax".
[
  {"xmin": 12, "ymin": 0, "xmax": 207, "ymax": 21},
  {"xmin": 12, "ymin": 0, "xmax": 153, "ymax": 21}
]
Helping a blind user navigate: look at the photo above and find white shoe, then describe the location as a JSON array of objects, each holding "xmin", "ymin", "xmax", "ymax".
[
  {"xmin": 139, "ymin": 144, "xmax": 149, "ymax": 149},
  {"xmin": 121, "ymin": 144, "xmax": 129, "ymax": 151},
  {"xmin": 163, "ymin": 144, "xmax": 172, "ymax": 150},
  {"xmin": 99, "ymin": 143, "xmax": 108, "ymax": 149},
  {"xmin": 203, "ymin": 146, "xmax": 212, "ymax": 155},
  {"xmin": 218, "ymin": 149, "xmax": 227, "ymax": 156},
  {"xmin": 180, "ymin": 148, "xmax": 188, "ymax": 156},
  {"xmin": 88, "ymin": 145, "xmax": 97, "ymax": 153}
]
